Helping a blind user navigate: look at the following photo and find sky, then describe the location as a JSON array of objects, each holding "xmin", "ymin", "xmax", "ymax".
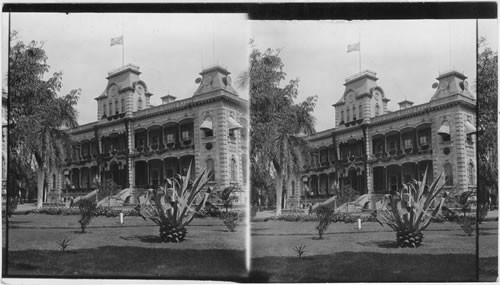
[
  {"xmin": 2, "ymin": 15, "xmax": 497, "ymax": 131},
  {"xmin": 251, "ymin": 19, "xmax": 498, "ymax": 131},
  {"xmin": 3, "ymin": 13, "xmax": 249, "ymax": 124}
]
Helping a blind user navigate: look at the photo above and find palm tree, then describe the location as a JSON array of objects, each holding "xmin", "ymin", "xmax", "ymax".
[{"xmin": 32, "ymin": 91, "xmax": 79, "ymax": 208}]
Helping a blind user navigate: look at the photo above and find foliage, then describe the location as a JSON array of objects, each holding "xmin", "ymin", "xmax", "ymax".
[
  {"xmin": 137, "ymin": 164, "xmax": 210, "ymax": 242},
  {"xmin": 6, "ymin": 194, "xmax": 19, "ymax": 217},
  {"xmin": 292, "ymin": 244, "xmax": 307, "ymax": 259},
  {"xmin": 27, "ymin": 206, "xmax": 140, "ymax": 217},
  {"xmin": 477, "ymin": 36, "xmax": 498, "ymax": 205},
  {"xmin": 375, "ymin": 170, "xmax": 451, "ymax": 248},
  {"xmin": 8, "ymin": 34, "xmax": 80, "ymax": 208},
  {"xmin": 220, "ymin": 211, "xmax": 239, "ymax": 232},
  {"xmin": 194, "ymin": 202, "xmax": 221, "ymax": 218},
  {"xmin": 315, "ymin": 205, "xmax": 335, "ymax": 239},
  {"xmin": 56, "ymin": 238, "xmax": 71, "ymax": 252},
  {"xmin": 458, "ymin": 216, "xmax": 475, "ymax": 236},
  {"xmin": 246, "ymin": 42, "xmax": 317, "ymax": 216},
  {"xmin": 216, "ymin": 186, "xmax": 239, "ymax": 212},
  {"xmin": 265, "ymin": 212, "xmax": 378, "ymax": 223},
  {"xmin": 78, "ymin": 199, "xmax": 97, "ymax": 233}
]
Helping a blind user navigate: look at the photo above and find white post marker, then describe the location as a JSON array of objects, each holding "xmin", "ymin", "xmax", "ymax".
[
  {"xmin": 120, "ymin": 212, "xmax": 124, "ymax": 224},
  {"xmin": 357, "ymin": 218, "xmax": 362, "ymax": 230}
]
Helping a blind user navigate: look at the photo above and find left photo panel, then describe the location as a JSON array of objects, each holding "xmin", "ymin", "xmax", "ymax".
[{"xmin": 2, "ymin": 12, "xmax": 250, "ymax": 281}]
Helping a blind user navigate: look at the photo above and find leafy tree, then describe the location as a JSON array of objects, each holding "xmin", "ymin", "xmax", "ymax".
[
  {"xmin": 8, "ymin": 34, "xmax": 80, "ymax": 208},
  {"xmin": 245, "ymin": 42, "xmax": 317, "ymax": 216},
  {"xmin": 476, "ymin": 37, "xmax": 498, "ymax": 206}
]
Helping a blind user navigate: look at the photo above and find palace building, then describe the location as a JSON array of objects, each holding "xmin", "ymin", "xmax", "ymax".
[
  {"xmin": 286, "ymin": 69, "xmax": 476, "ymax": 210},
  {"xmin": 46, "ymin": 64, "xmax": 248, "ymax": 205}
]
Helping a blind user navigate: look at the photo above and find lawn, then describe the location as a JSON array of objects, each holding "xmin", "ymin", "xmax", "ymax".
[
  {"xmin": 3, "ymin": 213, "xmax": 247, "ymax": 281},
  {"xmin": 250, "ymin": 218, "xmax": 498, "ymax": 282}
]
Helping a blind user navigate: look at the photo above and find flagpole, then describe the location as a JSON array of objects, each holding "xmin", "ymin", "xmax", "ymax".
[{"xmin": 122, "ymin": 26, "xmax": 125, "ymax": 67}]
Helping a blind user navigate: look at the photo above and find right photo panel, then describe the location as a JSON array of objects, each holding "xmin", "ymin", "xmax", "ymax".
[{"xmin": 249, "ymin": 19, "xmax": 497, "ymax": 282}]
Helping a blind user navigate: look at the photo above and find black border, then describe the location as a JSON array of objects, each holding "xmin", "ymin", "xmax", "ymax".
[{"xmin": 1, "ymin": 2, "xmax": 498, "ymax": 19}]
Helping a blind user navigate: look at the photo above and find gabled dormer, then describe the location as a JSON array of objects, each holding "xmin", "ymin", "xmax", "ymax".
[
  {"xmin": 430, "ymin": 70, "xmax": 473, "ymax": 101},
  {"xmin": 95, "ymin": 64, "xmax": 153, "ymax": 120},
  {"xmin": 193, "ymin": 66, "xmax": 238, "ymax": 97},
  {"xmin": 333, "ymin": 70, "xmax": 389, "ymax": 127}
]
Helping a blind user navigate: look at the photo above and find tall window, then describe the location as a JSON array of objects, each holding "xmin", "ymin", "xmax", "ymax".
[
  {"xmin": 108, "ymin": 102, "xmax": 112, "ymax": 116},
  {"xmin": 468, "ymin": 162, "xmax": 475, "ymax": 185},
  {"xmin": 340, "ymin": 110, "xmax": 344, "ymax": 122},
  {"xmin": 353, "ymin": 106, "xmax": 356, "ymax": 120},
  {"xmin": 121, "ymin": 98, "xmax": 125, "ymax": 113},
  {"xmin": 138, "ymin": 98, "xmax": 143, "ymax": 110},
  {"xmin": 375, "ymin": 104, "xmax": 380, "ymax": 116},
  {"xmin": 206, "ymin": 159, "xmax": 215, "ymax": 181},
  {"xmin": 404, "ymin": 138, "xmax": 412, "ymax": 149},
  {"xmin": 444, "ymin": 163, "xmax": 453, "ymax": 186},
  {"xmin": 115, "ymin": 100, "xmax": 119, "ymax": 114},
  {"xmin": 52, "ymin": 174, "xmax": 56, "ymax": 189},
  {"xmin": 347, "ymin": 108, "xmax": 351, "ymax": 122},
  {"xmin": 230, "ymin": 158, "xmax": 237, "ymax": 181},
  {"xmin": 419, "ymin": 136, "xmax": 428, "ymax": 146},
  {"xmin": 103, "ymin": 103, "xmax": 107, "ymax": 116},
  {"xmin": 359, "ymin": 105, "xmax": 362, "ymax": 119},
  {"xmin": 291, "ymin": 181, "xmax": 296, "ymax": 196}
]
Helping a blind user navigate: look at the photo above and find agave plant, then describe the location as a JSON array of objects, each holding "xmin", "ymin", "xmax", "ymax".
[
  {"xmin": 375, "ymin": 169, "xmax": 453, "ymax": 248},
  {"xmin": 137, "ymin": 164, "xmax": 211, "ymax": 243}
]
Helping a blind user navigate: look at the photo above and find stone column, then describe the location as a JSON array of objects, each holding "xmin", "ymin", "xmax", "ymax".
[{"xmin": 454, "ymin": 111, "xmax": 468, "ymax": 193}]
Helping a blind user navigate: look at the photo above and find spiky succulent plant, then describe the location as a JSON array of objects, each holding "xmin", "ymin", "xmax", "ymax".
[
  {"xmin": 375, "ymin": 170, "xmax": 453, "ymax": 248},
  {"xmin": 137, "ymin": 164, "xmax": 211, "ymax": 243}
]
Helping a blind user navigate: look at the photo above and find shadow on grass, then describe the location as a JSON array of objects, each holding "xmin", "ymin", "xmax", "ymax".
[
  {"xmin": 251, "ymin": 251, "xmax": 477, "ymax": 282},
  {"xmin": 120, "ymin": 235, "xmax": 160, "ymax": 243},
  {"xmin": 357, "ymin": 240, "xmax": 398, "ymax": 248},
  {"xmin": 6, "ymin": 246, "xmax": 247, "ymax": 281}
]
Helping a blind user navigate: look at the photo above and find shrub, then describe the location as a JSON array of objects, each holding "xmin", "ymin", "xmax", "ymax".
[
  {"xmin": 292, "ymin": 244, "xmax": 307, "ymax": 259},
  {"xmin": 56, "ymin": 238, "xmax": 71, "ymax": 252},
  {"xmin": 220, "ymin": 211, "xmax": 239, "ymax": 232},
  {"xmin": 78, "ymin": 199, "xmax": 97, "ymax": 233},
  {"xmin": 27, "ymin": 206, "xmax": 140, "ymax": 217},
  {"xmin": 194, "ymin": 203, "xmax": 221, "ymax": 218},
  {"xmin": 458, "ymin": 216, "xmax": 476, "ymax": 236},
  {"xmin": 265, "ymin": 212, "xmax": 377, "ymax": 223},
  {"xmin": 315, "ymin": 205, "xmax": 335, "ymax": 239}
]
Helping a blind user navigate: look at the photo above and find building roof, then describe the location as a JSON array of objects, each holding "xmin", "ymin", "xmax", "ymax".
[{"xmin": 193, "ymin": 65, "xmax": 238, "ymax": 97}]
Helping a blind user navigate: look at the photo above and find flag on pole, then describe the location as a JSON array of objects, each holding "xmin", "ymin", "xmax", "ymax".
[
  {"xmin": 347, "ymin": 42, "xmax": 360, "ymax": 53},
  {"xmin": 110, "ymin": 36, "xmax": 124, "ymax": 46}
]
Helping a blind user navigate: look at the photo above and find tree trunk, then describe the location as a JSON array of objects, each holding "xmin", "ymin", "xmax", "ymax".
[
  {"xmin": 36, "ymin": 169, "xmax": 45, "ymax": 208},
  {"xmin": 275, "ymin": 174, "xmax": 283, "ymax": 216}
]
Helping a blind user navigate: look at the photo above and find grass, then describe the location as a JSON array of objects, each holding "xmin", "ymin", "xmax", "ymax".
[
  {"xmin": 251, "ymin": 252, "xmax": 476, "ymax": 282},
  {"xmin": 4, "ymin": 213, "xmax": 246, "ymax": 280},
  {"xmin": 251, "ymin": 218, "xmax": 498, "ymax": 282},
  {"xmin": 7, "ymin": 247, "xmax": 246, "ymax": 280}
]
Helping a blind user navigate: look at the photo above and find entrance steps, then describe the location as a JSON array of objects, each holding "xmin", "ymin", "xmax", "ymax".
[
  {"xmin": 97, "ymin": 188, "xmax": 133, "ymax": 207},
  {"xmin": 70, "ymin": 190, "xmax": 98, "ymax": 207}
]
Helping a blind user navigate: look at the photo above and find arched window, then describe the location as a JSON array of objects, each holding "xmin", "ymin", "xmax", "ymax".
[
  {"xmin": 138, "ymin": 98, "xmax": 143, "ymax": 110},
  {"xmin": 230, "ymin": 158, "xmax": 237, "ymax": 181},
  {"xmin": 206, "ymin": 158, "xmax": 215, "ymax": 182},
  {"xmin": 468, "ymin": 161, "xmax": 475, "ymax": 185},
  {"xmin": 121, "ymin": 98, "xmax": 125, "ymax": 113},
  {"xmin": 375, "ymin": 104, "xmax": 380, "ymax": 116},
  {"xmin": 444, "ymin": 163, "xmax": 453, "ymax": 186}
]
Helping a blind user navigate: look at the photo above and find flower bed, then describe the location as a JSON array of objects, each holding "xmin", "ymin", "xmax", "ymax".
[
  {"xmin": 265, "ymin": 212, "xmax": 378, "ymax": 223},
  {"xmin": 26, "ymin": 206, "xmax": 141, "ymax": 217}
]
